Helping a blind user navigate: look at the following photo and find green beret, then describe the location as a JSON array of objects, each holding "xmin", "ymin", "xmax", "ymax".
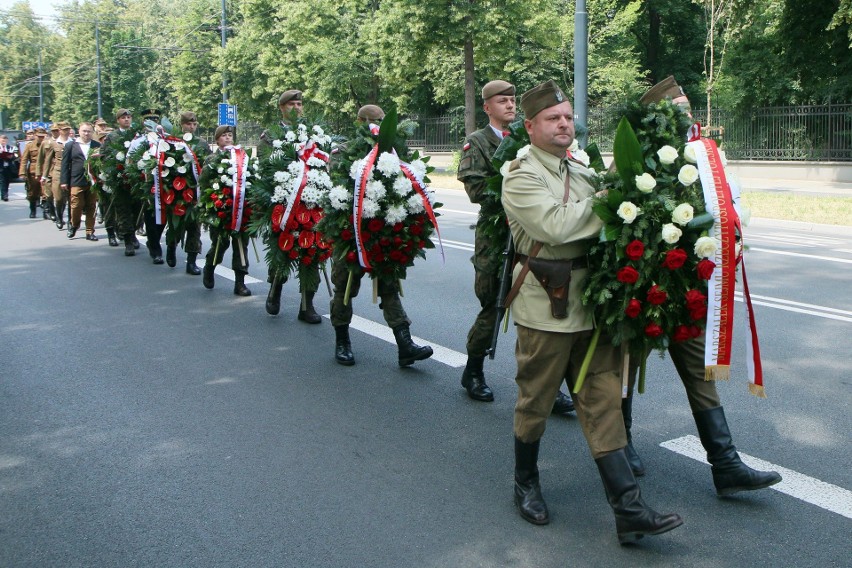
[
  {"xmin": 278, "ymin": 90, "xmax": 303, "ymax": 106},
  {"xmin": 520, "ymin": 80, "xmax": 568, "ymax": 119},
  {"xmin": 357, "ymin": 104, "xmax": 385, "ymax": 121},
  {"xmin": 214, "ymin": 125, "xmax": 234, "ymax": 140},
  {"xmin": 482, "ymin": 80, "xmax": 515, "ymax": 100},
  {"xmin": 639, "ymin": 76, "xmax": 685, "ymax": 105}
]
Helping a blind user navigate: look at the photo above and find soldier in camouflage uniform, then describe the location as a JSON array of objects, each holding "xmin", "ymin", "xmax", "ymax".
[
  {"xmin": 104, "ymin": 109, "xmax": 142, "ymax": 256},
  {"xmin": 457, "ymin": 80, "xmax": 575, "ymax": 414}
]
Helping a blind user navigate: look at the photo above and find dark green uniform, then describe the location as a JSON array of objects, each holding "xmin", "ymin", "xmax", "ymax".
[
  {"xmin": 165, "ymin": 136, "xmax": 210, "ymax": 256},
  {"xmin": 457, "ymin": 125, "xmax": 504, "ymax": 357},
  {"xmin": 328, "ymin": 256, "xmax": 410, "ymax": 329},
  {"xmin": 104, "ymin": 128, "xmax": 142, "ymax": 241}
]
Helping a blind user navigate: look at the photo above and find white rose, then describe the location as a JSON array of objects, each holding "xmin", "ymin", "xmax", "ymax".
[
  {"xmin": 657, "ymin": 145, "xmax": 678, "ymax": 165},
  {"xmin": 217, "ymin": 167, "xmax": 224, "ymax": 174},
  {"xmin": 694, "ymin": 236, "xmax": 718, "ymax": 258},
  {"xmin": 123, "ymin": 141, "xmax": 131, "ymax": 148},
  {"xmin": 220, "ymin": 175, "xmax": 229, "ymax": 183},
  {"xmin": 617, "ymin": 201, "xmax": 640, "ymax": 224},
  {"xmin": 678, "ymin": 164, "xmax": 699, "ymax": 186},
  {"xmin": 672, "ymin": 203, "xmax": 694, "ymax": 226},
  {"xmin": 635, "ymin": 173, "xmax": 657, "ymax": 193},
  {"xmin": 212, "ymin": 182, "xmax": 220, "ymax": 190},
  {"xmin": 662, "ymin": 223, "xmax": 683, "ymax": 244},
  {"xmin": 183, "ymin": 132, "xmax": 193, "ymax": 141},
  {"xmin": 115, "ymin": 152, "xmax": 125, "ymax": 161},
  {"xmin": 164, "ymin": 156, "xmax": 176, "ymax": 168},
  {"xmin": 683, "ymin": 144, "xmax": 698, "ymax": 164},
  {"xmin": 183, "ymin": 153, "xmax": 193, "ymax": 162}
]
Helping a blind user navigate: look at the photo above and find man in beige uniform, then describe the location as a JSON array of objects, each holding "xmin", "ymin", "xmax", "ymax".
[
  {"xmin": 502, "ymin": 80, "xmax": 682, "ymax": 544},
  {"xmin": 37, "ymin": 123, "xmax": 59, "ymax": 221},
  {"xmin": 19, "ymin": 127, "xmax": 46, "ymax": 218},
  {"xmin": 40, "ymin": 121, "xmax": 72, "ymax": 230}
]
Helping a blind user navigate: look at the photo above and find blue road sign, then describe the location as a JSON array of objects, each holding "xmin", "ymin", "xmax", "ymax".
[{"xmin": 218, "ymin": 104, "xmax": 238, "ymax": 127}]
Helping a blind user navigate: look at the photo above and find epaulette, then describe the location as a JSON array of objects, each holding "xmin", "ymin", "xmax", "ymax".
[{"xmin": 508, "ymin": 159, "xmax": 521, "ymax": 172}]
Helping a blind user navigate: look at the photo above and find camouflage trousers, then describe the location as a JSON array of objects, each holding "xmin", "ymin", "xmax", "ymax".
[
  {"xmin": 329, "ymin": 258, "xmax": 409, "ymax": 329},
  {"xmin": 113, "ymin": 187, "xmax": 145, "ymax": 238},
  {"xmin": 206, "ymin": 226, "xmax": 249, "ymax": 275},
  {"xmin": 165, "ymin": 218, "xmax": 202, "ymax": 255},
  {"xmin": 465, "ymin": 226, "xmax": 502, "ymax": 357}
]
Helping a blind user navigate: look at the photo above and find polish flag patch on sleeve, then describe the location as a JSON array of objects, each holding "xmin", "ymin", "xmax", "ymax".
[{"xmin": 463, "ymin": 142, "xmax": 471, "ymax": 151}]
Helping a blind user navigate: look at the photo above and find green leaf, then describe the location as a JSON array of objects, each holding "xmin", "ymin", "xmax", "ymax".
[
  {"xmin": 688, "ymin": 212, "xmax": 715, "ymax": 230},
  {"xmin": 613, "ymin": 117, "xmax": 644, "ymax": 187},
  {"xmin": 585, "ymin": 142, "xmax": 606, "ymax": 172},
  {"xmin": 377, "ymin": 107, "xmax": 398, "ymax": 154},
  {"xmin": 600, "ymin": 223, "xmax": 622, "ymax": 242}
]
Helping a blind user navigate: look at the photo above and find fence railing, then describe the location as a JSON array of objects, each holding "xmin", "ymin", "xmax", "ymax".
[{"xmin": 411, "ymin": 104, "xmax": 852, "ymax": 161}]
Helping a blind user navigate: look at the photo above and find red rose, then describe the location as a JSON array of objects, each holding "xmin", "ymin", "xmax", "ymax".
[
  {"xmin": 690, "ymin": 306, "xmax": 708, "ymax": 321},
  {"xmin": 117, "ymin": 164, "xmax": 124, "ymax": 171},
  {"xmin": 225, "ymin": 198, "xmax": 233, "ymax": 207},
  {"xmin": 346, "ymin": 251, "xmax": 357, "ymax": 263},
  {"xmin": 697, "ymin": 259, "xmax": 716, "ymax": 280},
  {"xmin": 689, "ymin": 325, "xmax": 703, "ymax": 338},
  {"xmin": 163, "ymin": 190, "xmax": 175, "ymax": 204},
  {"xmin": 644, "ymin": 323, "xmax": 664, "ymax": 338},
  {"xmin": 215, "ymin": 200, "xmax": 224, "ymax": 208},
  {"xmin": 210, "ymin": 193, "xmax": 219, "ymax": 201},
  {"xmin": 217, "ymin": 211, "xmax": 226, "ymax": 218},
  {"xmin": 222, "ymin": 188, "xmax": 232, "ymax": 196},
  {"xmin": 389, "ymin": 250, "xmax": 403, "ymax": 261},
  {"xmin": 172, "ymin": 176, "xmax": 187, "ymax": 191},
  {"xmin": 400, "ymin": 255, "xmax": 410, "ymax": 264},
  {"xmin": 301, "ymin": 255, "xmax": 313, "ymax": 265},
  {"xmin": 417, "ymin": 240, "xmax": 425, "ymax": 249},
  {"xmin": 372, "ymin": 253, "xmax": 385, "ymax": 263},
  {"xmin": 673, "ymin": 325, "xmax": 692, "ymax": 342},
  {"xmin": 368, "ymin": 218, "xmax": 385, "ymax": 233},
  {"xmin": 392, "ymin": 222, "xmax": 404, "ymax": 233},
  {"xmin": 173, "ymin": 203, "xmax": 186, "ymax": 216},
  {"xmin": 244, "ymin": 208, "xmax": 252, "ymax": 217},
  {"xmin": 625, "ymin": 240, "xmax": 644, "ymax": 261},
  {"xmin": 647, "ymin": 285, "xmax": 668, "ymax": 305},
  {"xmin": 410, "ymin": 224, "xmax": 423, "ymax": 236},
  {"xmin": 393, "ymin": 236, "xmax": 403, "ymax": 246},
  {"xmin": 379, "ymin": 237, "xmax": 391, "ymax": 247},
  {"xmin": 340, "ymin": 229, "xmax": 353, "ymax": 241},
  {"xmin": 298, "ymin": 230, "xmax": 315, "ymax": 248},
  {"xmin": 685, "ymin": 289, "xmax": 707, "ymax": 310},
  {"xmin": 625, "ymin": 299, "xmax": 642, "ymax": 318},
  {"xmin": 289, "ymin": 249, "xmax": 300, "ymax": 259},
  {"xmin": 617, "ymin": 266, "xmax": 639, "ymax": 284},
  {"xmin": 663, "ymin": 248, "xmax": 688, "ymax": 270},
  {"xmin": 278, "ymin": 232, "xmax": 294, "ymax": 251},
  {"xmin": 182, "ymin": 189, "xmax": 194, "ymax": 203}
]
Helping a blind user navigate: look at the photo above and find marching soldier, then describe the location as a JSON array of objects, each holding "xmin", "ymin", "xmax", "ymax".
[
  {"xmin": 40, "ymin": 121, "xmax": 73, "ymax": 230},
  {"xmin": 457, "ymin": 80, "xmax": 576, "ymax": 414},
  {"xmin": 37, "ymin": 123, "xmax": 59, "ymax": 221},
  {"xmin": 19, "ymin": 126, "xmax": 46, "ymax": 218},
  {"xmin": 104, "ymin": 108, "xmax": 142, "ymax": 255},
  {"xmin": 501, "ymin": 80, "xmax": 682, "ymax": 542}
]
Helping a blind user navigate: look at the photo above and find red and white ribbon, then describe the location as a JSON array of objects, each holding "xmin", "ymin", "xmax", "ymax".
[
  {"xmin": 151, "ymin": 140, "xmax": 166, "ymax": 224},
  {"xmin": 687, "ymin": 122, "xmax": 702, "ymax": 143},
  {"xmin": 278, "ymin": 140, "xmax": 329, "ymax": 233},
  {"xmin": 352, "ymin": 145, "xmax": 380, "ymax": 268},
  {"xmin": 689, "ymin": 138, "xmax": 764, "ymax": 395},
  {"xmin": 226, "ymin": 146, "xmax": 249, "ymax": 232},
  {"xmin": 399, "ymin": 160, "xmax": 444, "ymax": 264}
]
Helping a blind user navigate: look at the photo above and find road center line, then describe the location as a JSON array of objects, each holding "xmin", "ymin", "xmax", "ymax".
[
  {"xmin": 661, "ymin": 435, "xmax": 852, "ymax": 520},
  {"xmin": 749, "ymin": 247, "xmax": 852, "ymax": 264}
]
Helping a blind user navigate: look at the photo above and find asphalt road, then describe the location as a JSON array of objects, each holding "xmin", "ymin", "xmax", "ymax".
[{"xmin": 1, "ymin": 182, "xmax": 850, "ymax": 567}]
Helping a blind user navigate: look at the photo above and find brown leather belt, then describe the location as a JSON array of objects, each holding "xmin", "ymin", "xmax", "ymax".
[{"xmin": 515, "ymin": 254, "xmax": 588, "ymax": 270}]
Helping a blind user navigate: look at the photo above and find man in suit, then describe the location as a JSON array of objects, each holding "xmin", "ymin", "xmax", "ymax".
[
  {"xmin": 0, "ymin": 134, "xmax": 17, "ymax": 202},
  {"xmin": 61, "ymin": 122, "xmax": 101, "ymax": 240}
]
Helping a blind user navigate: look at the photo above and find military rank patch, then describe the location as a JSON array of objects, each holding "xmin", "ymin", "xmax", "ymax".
[{"xmin": 458, "ymin": 156, "xmax": 472, "ymax": 172}]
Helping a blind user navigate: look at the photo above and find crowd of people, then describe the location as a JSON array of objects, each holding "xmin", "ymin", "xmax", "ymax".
[{"xmin": 2, "ymin": 77, "xmax": 782, "ymax": 545}]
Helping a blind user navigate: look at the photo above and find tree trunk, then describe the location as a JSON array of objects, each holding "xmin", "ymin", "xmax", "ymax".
[
  {"xmin": 648, "ymin": 3, "xmax": 661, "ymax": 82},
  {"xmin": 464, "ymin": 36, "xmax": 476, "ymax": 136}
]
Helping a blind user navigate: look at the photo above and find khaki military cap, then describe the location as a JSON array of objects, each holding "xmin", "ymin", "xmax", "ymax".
[
  {"xmin": 35, "ymin": 127, "xmax": 47, "ymax": 135},
  {"xmin": 180, "ymin": 111, "xmax": 198, "ymax": 124},
  {"xmin": 214, "ymin": 125, "xmax": 234, "ymax": 140},
  {"xmin": 25, "ymin": 128, "xmax": 34, "ymax": 134},
  {"xmin": 49, "ymin": 123, "xmax": 60, "ymax": 132},
  {"xmin": 278, "ymin": 90, "xmax": 303, "ymax": 106},
  {"xmin": 115, "ymin": 108, "xmax": 132, "ymax": 120},
  {"xmin": 482, "ymin": 80, "xmax": 515, "ymax": 100},
  {"xmin": 520, "ymin": 80, "xmax": 569, "ymax": 119},
  {"xmin": 94, "ymin": 118, "xmax": 108, "ymax": 127},
  {"xmin": 357, "ymin": 104, "xmax": 385, "ymax": 121},
  {"xmin": 56, "ymin": 121, "xmax": 72, "ymax": 130},
  {"xmin": 639, "ymin": 76, "xmax": 685, "ymax": 105}
]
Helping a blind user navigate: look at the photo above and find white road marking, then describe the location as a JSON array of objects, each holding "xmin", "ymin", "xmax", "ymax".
[
  {"xmin": 661, "ymin": 435, "xmax": 852, "ymax": 520},
  {"xmin": 323, "ymin": 314, "xmax": 467, "ymax": 368},
  {"xmin": 214, "ymin": 265, "xmax": 263, "ymax": 284},
  {"xmin": 736, "ymin": 292, "xmax": 852, "ymax": 318},
  {"xmin": 439, "ymin": 208, "xmax": 478, "ymax": 216},
  {"xmin": 749, "ymin": 247, "xmax": 852, "ymax": 264},
  {"xmin": 441, "ymin": 239, "xmax": 476, "ymax": 251}
]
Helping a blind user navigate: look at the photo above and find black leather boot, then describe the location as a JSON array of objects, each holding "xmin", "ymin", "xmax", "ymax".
[
  {"xmin": 124, "ymin": 234, "xmax": 136, "ymax": 256},
  {"xmin": 107, "ymin": 228, "xmax": 119, "ymax": 247},
  {"xmin": 41, "ymin": 199, "xmax": 49, "ymax": 219},
  {"xmin": 622, "ymin": 395, "xmax": 646, "ymax": 477},
  {"xmin": 202, "ymin": 263, "xmax": 215, "ymax": 289},
  {"xmin": 693, "ymin": 406, "xmax": 782, "ymax": 496},
  {"xmin": 335, "ymin": 325, "xmax": 355, "ymax": 366},
  {"xmin": 55, "ymin": 203, "xmax": 65, "ymax": 229},
  {"xmin": 392, "ymin": 324, "xmax": 433, "ymax": 367},
  {"xmin": 266, "ymin": 276, "xmax": 283, "ymax": 315},
  {"xmin": 185, "ymin": 253, "xmax": 201, "ymax": 275},
  {"xmin": 552, "ymin": 390, "xmax": 575, "ymax": 415},
  {"xmin": 166, "ymin": 243, "xmax": 177, "ymax": 267},
  {"xmin": 596, "ymin": 449, "xmax": 683, "ymax": 544},
  {"xmin": 514, "ymin": 437, "xmax": 549, "ymax": 525},
  {"xmin": 297, "ymin": 291, "xmax": 322, "ymax": 324},
  {"xmin": 234, "ymin": 272, "xmax": 251, "ymax": 296},
  {"xmin": 461, "ymin": 355, "xmax": 494, "ymax": 401},
  {"xmin": 29, "ymin": 201, "xmax": 37, "ymax": 218},
  {"xmin": 47, "ymin": 200, "xmax": 56, "ymax": 221}
]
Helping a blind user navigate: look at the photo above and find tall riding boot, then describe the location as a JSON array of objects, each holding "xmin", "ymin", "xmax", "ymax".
[
  {"xmin": 514, "ymin": 437, "xmax": 549, "ymax": 525},
  {"xmin": 166, "ymin": 243, "xmax": 177, "ymax": 267},
  {"xmin": 461, "ymin": 355, "xmax": 494, "ymax": 401},
  {"xmin": 124, "ymin": 233, "xmax": 136, "ymax": 256},
  {"xmin": 185, "ymin": 253, "xmax": 201, "ymax": 275},
  {"xmin": 55, "ymin": 202, "xmax": 65, "ymax": 229},
  {"xmin": 596, "ymin": 448, "xmax": 683, "ymax": 544},
  {"xmin": 335, "ymin": 325, "xmax": 355, "ymax": 366},
  {"xmin": 297, "ymin": 290, "xmax": 322, "ymax": 323},
  {"xmin": 47, "ymin": 200, "xmax": 56, "ymax": 221},
  {"xmin": 622, "ymin": 395, "xmax": 646, "ymax": 476},
  {"xmin": 234, "ymin": 272, "xmax": 251, "ymax": 296},
  {"xmin": 266, "ymin": 276, "xmax": 283, "ymax": 315},
  {"xmin": 29, "ymin": 201, "xmax": 36, "ymax": 218},
  {"xmin": 693, "ymin": 406, "xmax": 782, "ymax": 496},
  {"xmin": 202, "ymin": 262, "xmax": 215, "ymax": 289},
  {"xmin": 106, "ymin": 227, "xmax": 119, "ymax": 247},
  {"xmin": 41, "ymin": 198, "xmax": 49, "ymax": 219},
  {"xmin": 391, "ymin": 323, "xmax": 433, "ymax": 367}
]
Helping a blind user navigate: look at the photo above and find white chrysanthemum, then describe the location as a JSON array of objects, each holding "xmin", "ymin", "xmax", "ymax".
[
  {"xmin": 694, "ymin": 236, "xmax": 718, "ymax": 258},
  {"xmin": 349, "ymin": 159, "xmax": 363, "ymax": 181},
  {"xmin": 365, "ymin": 180, "xmax": 386, "ymax": 201},
  {"xmin": 183, "ymin": 132, "xmax": 193, "ymax": 142},
  {"xmin": 328, "ymin": 185, "xmax": 351, "ymax": 210},
  {"xmin": 361, "ymin": 198, "xmax": 380, "ymax": 218},
  {"xmin": 124, "ymin": 141, "xmax": 131, "ymax": 148},
  {"xmin": 298, "ymin": 131, "xmax": 308, "ymax": 143},
  {"xmin": 307, "ymin": 156, "xmax": 326, "ymax": 168},
  {"xmin": 164, "ymin": 156, "xmax": 176, "ymax": 168},
  {"xmin": 385, "ymin": 205, "xmax": 407, "ymax": 225},
  {"xmin": 272, "ymin": 139, "xmax": 283, "ymax": 149},
  {"xmin": 274, "ymin": 171, "xmax": 290, "ymax": 183},
  {"xmin": 272, "ymin": 187, "xmax": 288, "ymax": 203},
  {"xmin": 285, "ymin": 131, "xmax": 296, "ymax": 142},
  {"xmin": 287, "ymin": 161, "xmax": 302, "ymax": 176},
  {"xmin": 115, "ymin": 151, "xmax": 125, "ymax": 161},
  {"xmin": 298, "ymin": 124, "xmax": 307, "ymax": 132},
  {"xmin": 301, "ymin": 184, "xmax": 322, "ymax": 206},
  {"xmin": 406, "ymin": 193, "xmax": 425, "ymax": 214},
  {"xmin": 408, "ymin": 159, "xmax": 427, "ymax": 181},
  {"xmin": 307, "ymin": 169, "xmax": 332, "ymax": 189},
  {"xmin": 672, "ymin": 203, "xmax": 694, "ymax": 226},
  {"xmin": 312, "ymin": 125, "xmax": 324, "ymax": 136},
  {"xmin": 392, "ymin": 175, "xmax": 413, "ymax": 196},
  {"xmin": 617, "ymin": 201, "xmax": 640, "ymax": 224},
  {"xmin": 635, "ymin": 173, "xmax": 657, "ymax": 193},
  {"xmin": 177, "ymin": 166, "xmax": 187, "ymax": 174},
  {"xmin": 377, "ymin": 152, "xmax": 401, "ymax": 177},
  {"xmin": 662, "ymin": 223, "xmax": 683, "ymax": 244}
]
